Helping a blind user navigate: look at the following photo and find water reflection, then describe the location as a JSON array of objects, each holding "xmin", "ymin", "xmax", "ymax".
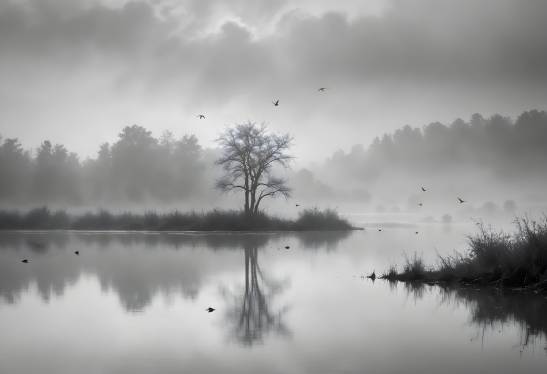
[
  {"xmin": 0, "ymin": 231, "xmax": 349, "ymax": 311},
  {"xmin": 1, "ymin": 230, "xmax": 547, "ymax": 373},
  {"xmin": 0, "ymin": 230, "xmax": 351, "ymax": 250},
  {"xmin": 399, "ymin": 282, "xmax": 547, "ymax": 350},
  {"xmin": 223, "ymin": 244, "xmax": 290, "ymax": 346}
]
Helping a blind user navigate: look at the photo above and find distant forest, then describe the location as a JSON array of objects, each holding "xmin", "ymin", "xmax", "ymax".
[
  {"xmin": 0, "ymin": 126, "xmax": 214, "ymax": 206},
  {"xmin": 325, "ymin": 109, "xmax": 547, "ymax": 181},
  {"xmin": 1, "ymin": 109, "xmax": 546, "ymax": 207}
]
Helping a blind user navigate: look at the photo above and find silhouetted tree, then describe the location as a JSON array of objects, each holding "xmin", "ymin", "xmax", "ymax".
[
  {"xmin": 33, "ymin": 140, "xmax": 81, "ymax": 203},
  {"xmin": 0, "ymin": 137, "xmax": 31, "ymax": 202},
  {"xmin": 216, "ymin": 123, "xmax": 292, "ymax": 215},
  {"xmin": 2, "ymin": 109, "xmax": 547, "ymax": 206}
]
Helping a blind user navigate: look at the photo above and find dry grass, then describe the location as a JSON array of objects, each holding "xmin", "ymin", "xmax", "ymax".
[
  {"xmin": 0, "ymin": 207, "xmax": 353, "ymax": 231},
  {"xmin": 381, "ymin": 217, "xmax": 547, "ymax": 290}
]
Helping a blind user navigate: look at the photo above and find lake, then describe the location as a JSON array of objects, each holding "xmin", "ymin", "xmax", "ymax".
[{"xmin": 1, "ymin": 223, "xmax": 546, "ymax": 373}]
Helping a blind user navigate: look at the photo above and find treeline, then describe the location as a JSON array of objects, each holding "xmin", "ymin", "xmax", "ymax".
[
  {"xmin": 326, "ymin": 109, "xmax": 547, "ymax": 180},
  {"xmin": 0, "ymin": 125, "xmax": 213, "ymax": 206}
]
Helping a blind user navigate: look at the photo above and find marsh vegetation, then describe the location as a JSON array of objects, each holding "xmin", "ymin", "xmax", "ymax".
[
  {"xmin": 382, "ymin": 217, "xmax": 547, "ymax": 292},
  {"xmin": 0, "ymin": 207, "xmax": 353, "ymax": 231}
]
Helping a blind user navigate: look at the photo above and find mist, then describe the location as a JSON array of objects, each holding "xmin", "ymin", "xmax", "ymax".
[
  {"xmin": 1, "ymin": 109, "xmax": 546, "ymax": 224},
  {"xmin": 3, "ymin": 1, "xmax": 547, "ymax": 373}
]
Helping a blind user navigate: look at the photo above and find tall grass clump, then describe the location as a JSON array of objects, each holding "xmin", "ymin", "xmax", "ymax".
[
  {"xmin": 382, "ymin": 217, "xmax": 547, "ymax": 291},
  {"xmin": 294, "ymin": 208, "xmax": 353, "ymax": 231},
  {"xmin": 402, "ymin": 252, "xmax": 427, "ymax": 281}
]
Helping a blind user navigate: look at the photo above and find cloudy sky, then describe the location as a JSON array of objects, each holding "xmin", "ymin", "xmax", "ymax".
[{"xmin": 1, "ymin": 0, "xmax": 546, "ymax": 163}]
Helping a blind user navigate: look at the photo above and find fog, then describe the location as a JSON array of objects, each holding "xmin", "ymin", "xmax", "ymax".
[
  {"xmin": 1, "ymin": 109, "xmax": 546, "ymax": 223},
  {"xmin": 3, "ymin": 3, "xmax": 547, "ymax": 374},
  {"xmin": 314, "ymin": 109, "xmax": 547, "ymax": 221},
  {"xmin": 1, "ymin": 0, "xmax": 547, "ymax": 222}
]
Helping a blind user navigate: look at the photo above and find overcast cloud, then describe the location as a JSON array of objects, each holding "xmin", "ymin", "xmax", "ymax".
[{"xmin": 1, "ymin": 0, "xmax": 546, "ymax": 163}]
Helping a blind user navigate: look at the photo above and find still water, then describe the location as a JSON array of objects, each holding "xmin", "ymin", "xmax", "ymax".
[{"xmin": 0, "ymin": 224, "xmax": 546, "ymax": 374}]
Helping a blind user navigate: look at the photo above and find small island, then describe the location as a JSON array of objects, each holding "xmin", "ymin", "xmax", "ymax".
[
  {"xmin": 0, "ymin": 123, "xmax": 355, "ymax": 232},
  {"xmin": 0, "ymin": 206, "xmax": 354, "ymax": 231}
]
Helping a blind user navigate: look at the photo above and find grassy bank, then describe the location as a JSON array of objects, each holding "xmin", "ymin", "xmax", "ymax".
[
  {"xmin": 382, "ymin": 218, "xmax": 547, "ymax": 292},
  {"xmin": 0, "ymin": 207, "xmax": 354, "ymax": 231}
]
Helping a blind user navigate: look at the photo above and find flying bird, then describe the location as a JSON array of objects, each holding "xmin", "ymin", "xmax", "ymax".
[
  {"xmin": 367, "ymin": 271, "xmax": 376, "ymax": 281},
  {"xmin": 285, "ymin": 245, "xmax": 290, "ymax": 249},
  {"xmin": 415, "ymin": 231, "xmax": 419, "ymax": 234},
  {"xmin": 74, "ymin": 251, "xmax": 79, "ymax": 255},
  {"xmin": 318, "ymin": 87, "xmax": 327, "ymax": 92},
  {"xmin": 197, "ymin": 114, "xmax": 205, "ymax": 119},
  {"xmin": 295, "ymin": 204, "xmax": 300, "ymax": 207},
  {"xmin": 457, "ymin": 197, "xmax": 466, "ymax": 204},
  {"xmin": 273, "ymin": 99, "xmax": 279, "ymax": 106},
  {"xmin": 21, "ymin": 259, "xmax": 29, "ymax": 263},
  {"xmin": 378, "ymin": 228, "xmax": 382, "ymax": 232},
  {"xmin": 421, "ymin": 187, "xmax": 427, "ymax": 192},
  {"xmin": 418, "ymin": 203, "xmax": 423, "ymax": 207},
  {"xmin": 206, "ymin": 307, "xmax": 215, "ymax": 313}
]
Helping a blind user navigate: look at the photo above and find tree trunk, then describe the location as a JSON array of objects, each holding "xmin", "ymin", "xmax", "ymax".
[
  {"xmin": 249, "ymin": 185, "xmax": 256, "ymax": 215},
  {"xmin": 244, "ymin": 188, "xmax": 249, "ymax": 214},
  {"xmin": 244, "ymin": 171, "xmax": 250, "ymax": 214}
]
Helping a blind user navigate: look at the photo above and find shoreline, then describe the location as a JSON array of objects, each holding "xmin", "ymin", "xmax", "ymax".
[
  {"xmin": 0, "ymin": 227, "xmax": 363, "ymax": 233},
  {"xmin": 380, "ymin": 275, "xmax": 547, "ymax": 294},
  {"xmin": 379, "ymin": 217, "xmax": 547, "ymax": 295}
]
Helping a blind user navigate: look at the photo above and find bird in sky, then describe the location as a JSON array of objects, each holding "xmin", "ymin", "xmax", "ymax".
[
  {"xmin": 295, "ymin": 204, "xmax": 300, "ymax": 207},
  {"xmin": 197, "ymin": 114, "xmax": 205, "ymax": 119},
  {"xmin": 457, "ymin": 197, "xmax": 466, "ymax": 204},
  {"xmin": 367, "ymin": 270, "xmax": 376, "ymax": 281},
  {"xmin": 74, "ymin": 251, "xmax": 79, "ymax": 255},
  {"xmin": 285, "ymin": 245, "xmax": 290, "ymax": 249},
  {"xmin": 421, "ymin": 186, "xmax": 427, "ymax": 192},
  {"xmin": 415, "ymin": 231, "xmax": 419, "ymax": 234},
  {"xmin": 21, "ymin": 259, "xmax": 29, "ymax": 263},
  {"xmin": 378, "ymin": 228, "xmax": 382, "ymax": 232},
  {"xmin": 418, "ymin": 203, "xmax": 423, "ymax": 207},
  {"xmin": 206, "ymin": 307, "xmax": 215, "ymax": 313},
  {"xmin": 318, "ymin": 87, "xmax": 327, "ymax": 92},
  {"xmin": 273, "ymin": 99, "xmax": 279, "ymax": 106}
]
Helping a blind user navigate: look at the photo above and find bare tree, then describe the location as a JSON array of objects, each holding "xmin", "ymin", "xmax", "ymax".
[{"xmin": 216, "ymin": 122, "xmax": 292, "ymax": 215}]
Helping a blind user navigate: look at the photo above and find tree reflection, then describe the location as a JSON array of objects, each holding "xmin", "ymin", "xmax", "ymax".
[
  {"xmin": 224, "ymin": 245, "xmax": 290, "ymax": 346},
  {"xmin": 0, "ymin": 231, "xmax": 348, "ymax": 313},
  {"xmin": 397, "ymin": 282, "xmax": 547, "ymax": 350}
]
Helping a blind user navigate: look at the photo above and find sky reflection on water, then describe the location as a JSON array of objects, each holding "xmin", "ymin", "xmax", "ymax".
[{"xmin": 0, "ymin": 228, "xmax": 545, "ymax": 374}]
